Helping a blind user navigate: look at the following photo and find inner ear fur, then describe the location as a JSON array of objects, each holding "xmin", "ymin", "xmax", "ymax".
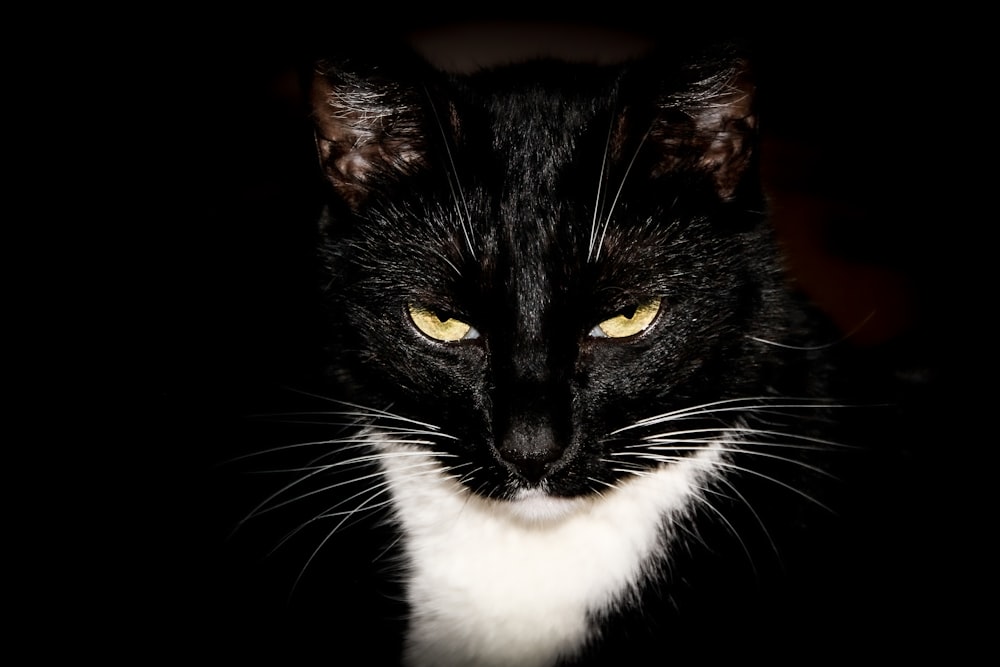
[
  {"xmin": 311, "ymin": 57, "xmax": 429, "ymax": 209},
  {"xmin": 632, "ymin": 46, "xmax": 758, "ymax": 201}
]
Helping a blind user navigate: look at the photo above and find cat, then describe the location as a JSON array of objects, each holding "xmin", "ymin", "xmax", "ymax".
[{"xmin": 228, "ymin": 38, "xmax": 889, "ymax": 666}]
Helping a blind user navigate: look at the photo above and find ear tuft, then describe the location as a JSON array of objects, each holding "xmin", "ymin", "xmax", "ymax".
[
  {"xmin": 641, "ymin": 47, "xmax": 758, "ymax": 201},
  {"xmin": 311, "ymin": 59, "xmax": 427, "ymax": 209},
  {"xmin": 686, "ymin": 57, "xmax": 756, "ymax": 200}
]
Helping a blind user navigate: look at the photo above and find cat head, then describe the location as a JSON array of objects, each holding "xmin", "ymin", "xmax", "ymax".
[{"xmin": 308, "ymin": 43, "xmax": 797, "ymax": 504}]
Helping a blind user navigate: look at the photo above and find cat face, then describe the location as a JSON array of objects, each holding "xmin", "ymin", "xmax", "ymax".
[{"xmin": 312, "ymin": 47, "xmax": 803, "ymax": 506}]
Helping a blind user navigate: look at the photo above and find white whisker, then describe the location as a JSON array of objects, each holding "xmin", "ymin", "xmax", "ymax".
[
  {"xmin": 749, "ymin": 310, "xmax": 877, "ymax": 350},
  {"xmin": 612, "ymin": 396, "xmax": 848, "ymax": 434},
  {"xmin": 688, "ymin": 488, "xmax": 756, "ymax": 573},
  {"xmin": 423, "ymin": 86, "xmax": 475, "ymax": 258},
  {"xmin": 588, "ymin": 107, "xmax": 615, "ymax": 259},
  {"xmin": 584, "ymin": 477, "xmax": 615, "ymax": 497},
  {"xmin": 229, "ymin": 434, "xmax": 450, "ymax": 466},
  {"xmin": 645, "ymin": 444, "xmax": 835, "ymax": 479},
  {"xmin": 592, "ymin": 122, "xmax": 653, "ymax": 263},
  {"xmin": 450, "ymin": 465, "xmax": 483, "ymax": 486},
  {"xmin": 712, "ymin": 475, "xmax": 779, "ymax": 560},
  {"xmin": 272, "ymin": 459, "xmax": 453, "ymax": 556},
  {"xmin": 616, "ymin": 450, "xmax": 833, "ymax": 514},
  {"xmin": 288, "ymin": 480, "xmax": 401, "ymax": 599},
  {"xmin": 268, "ymin": 390, "xmax": 450, "ymax": 431},
  {"xmin": 242, "ymin": 454, "xmax": 445, "ymax": 527},
  {"xmin": 630, "ymin": 425, "xmax": 853, "ymax": 450}
]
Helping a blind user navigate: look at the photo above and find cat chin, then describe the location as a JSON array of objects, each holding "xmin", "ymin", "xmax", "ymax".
[{"xmin": 498, "ymin": 488, "xmax": 591, "ymax": 525}]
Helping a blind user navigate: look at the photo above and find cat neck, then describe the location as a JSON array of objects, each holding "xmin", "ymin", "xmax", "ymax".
[{"xmin": 373, "ymin": 435, "xmax": 724, "ymax": 667}]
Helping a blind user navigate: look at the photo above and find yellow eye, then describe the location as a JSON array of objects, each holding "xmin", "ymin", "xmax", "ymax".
[
  {"xmin": 592, "ymin": 299, "xmax": 661, "ymax": 338},
  {"xmin": 408, "ymin": 304, "xmax": 479, "ymax": 342}
]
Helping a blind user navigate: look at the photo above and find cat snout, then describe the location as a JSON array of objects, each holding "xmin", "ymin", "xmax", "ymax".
[{"xmin": 496, "ymin": 417, "xmax": 565, "ymax": 485}]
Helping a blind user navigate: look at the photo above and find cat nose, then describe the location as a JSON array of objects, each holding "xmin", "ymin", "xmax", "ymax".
[
  {"xmin": 496, "ymin": 418, "xmax": 564, "ymax": 485},
  {"xmin": 501, "ymin": 446, "xmax": 559, "ymax": 484}
]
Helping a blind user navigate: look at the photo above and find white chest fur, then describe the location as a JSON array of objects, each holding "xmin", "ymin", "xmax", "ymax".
[{"xmin": 374, "ymin": 440, "xmax": 722, "ymax": 667}]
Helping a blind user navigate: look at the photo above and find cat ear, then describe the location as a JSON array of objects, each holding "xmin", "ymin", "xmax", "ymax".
[
  {"xmin": 310, "ymin": 56, "xmax": 428, "ymax": 209},
  {"xmin": 643, "ymin": 48, "xmax": 758, "ymax": 201}
]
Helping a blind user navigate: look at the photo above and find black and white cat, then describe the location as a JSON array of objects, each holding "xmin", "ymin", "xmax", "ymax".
[{"xmin": 233, "ymin": 38, "xmax": 882, "ymax": 666}]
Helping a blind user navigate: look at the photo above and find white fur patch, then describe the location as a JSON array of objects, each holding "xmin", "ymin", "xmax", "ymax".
[{"xmin": 374, "ymin": 437, "xmax": 723, "ymax": 667}]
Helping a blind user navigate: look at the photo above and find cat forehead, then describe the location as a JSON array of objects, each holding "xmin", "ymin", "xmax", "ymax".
[{"xmin": 448, "ymin": 63, "xmax": 623, "ymax": 130}]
